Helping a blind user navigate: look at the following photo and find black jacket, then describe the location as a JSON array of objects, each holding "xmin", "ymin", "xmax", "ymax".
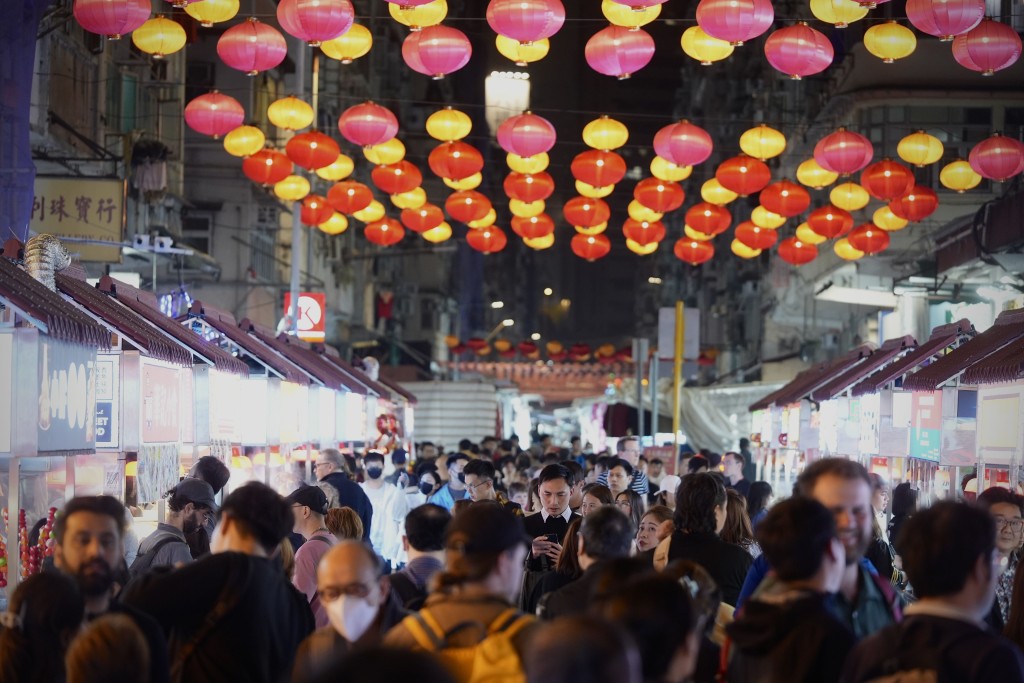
[
  {"xmin": 319, "ymin": 471, "xmax": 373, "ymax": 542},
  {"xmin": 666, "ymin": 530, "xmax": 753, "ymax": 607}
]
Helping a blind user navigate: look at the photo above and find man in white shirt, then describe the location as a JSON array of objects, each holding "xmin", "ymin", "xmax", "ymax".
[{"xmin": 360, "ymin": 451, "xmax": 408, "ymax": 570}]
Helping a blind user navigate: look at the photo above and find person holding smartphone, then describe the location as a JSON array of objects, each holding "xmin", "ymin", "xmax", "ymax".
[{"xmin": 520, "ymin": 464, "xmax": 581, "ymax": 613}]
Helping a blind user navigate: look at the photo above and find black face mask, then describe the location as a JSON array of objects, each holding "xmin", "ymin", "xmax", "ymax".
[
  {"xmin": 419, "ymin": 481, "xmax": 434, "ymax": 496},
  {"xmin": 366, "ymin": 466, "xmax": 383, "ymax": 480},
  {"xmin": 457, "ymin": 472, "xmax": 466, "ymax": 484}
]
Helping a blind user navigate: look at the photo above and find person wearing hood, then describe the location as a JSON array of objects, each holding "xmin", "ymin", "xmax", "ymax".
[{"xmin": 725, "ymin": 496, "xmax": 855, "ymax": 683}]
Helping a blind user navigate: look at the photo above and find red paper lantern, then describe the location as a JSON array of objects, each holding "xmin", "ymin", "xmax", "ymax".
[
  {"xmin": 327, "ymin": 180, "xmax": 374, "ymax": 214},
  {"xmin": 504, "ymin": 173, "xmax": 555, "ymax": 203},
  {"xmin": 634, "ymin": 178, "xmax": 685, "ymax": 213},
  {"xmin": 337, "ymin": 101, "xmax": 399, "ymax": 148},
  {"xmin": 428, "ymin": 142, "xmax": 484, "ymax": 180},
  {"xmin": 777, "ymin": 237, "xmax": 818, "ymax": 265},
  {"xmin": 585, "ymin": 26, "xmax": 655, "ymax": 79},
  {"xmin": 969, "ymin": 133, "xmax": 1024, "ymax": 181},
  {"xmin": 674, "ymin": 238, "xmax": 715, "ymax": 265},
  {"xmin": 571, "ymin": 233, "xmax": 612, "ymax": 261},
  {"xmin": 365, "ymin": 218, "xmax": 405, "ymax": 246},
  {"xmin": 888, "ymin": 185, "xmax": 939, "ymax": 222},
  {"xmin": 715, "ymin": 155, "xmax": 772, "ymax": 196},
  {"xmin": 847, "ymin": 223, "xmax": 891, "ymax": 254},
  {"xmin": 685, "ymin": 202, "xmax": 731, "ymax": 235},
  {"xmin": 217, "ymin": 18, "xmax": 288, "ymax": 76},
  {"xmin": 906, "ymin": 0, "xmax": 984, "ymax": 40},
  {"xmin": 695, "ymin": 0, "xmax": 774, "ymax": 45},
  {"xmin": 401, "ymin": 203, "xmax": 445, "ymax": 233},
  {"xmin": 497, "ymin": 112, "xmax": 557, "ymax": 157},
  {"xmin": 446, "ymin": 191, "xmax": 493, "ymax": 223},
  {"xmin": 860, "ymin": 159, "xmax": 915, "ymax": 200},
  {"xmin": 571, "ymin": 150, "xmax": 627, "ymax": 187},
  {"xmin": 184, "ymin": 92, "xmax": 244, "ymax": 139},
  {"xmin": 807, "ymin": 205, "xmax": 854, "ymax": 238},
  {"xmin": 511, "ymin": 214, "xmax": 555, "ymax": 239},
  {"xmin": 814, "ymin": 128, "xmax": 874, "ymax": 175},
  {"xmin": 301, "ymin": 195, "xmax": 334, "ymax": 225},
  {"xmin": 467, "ymin": 226, "xmax": 508, "ymax": 254},
  {"xmin": 277, "ymin": 0, "xmax": 354, "ymax": 46},
  {"xmin": 563, "ymin": 197, "xmax": 611, "ymax": 227},
  {"xmin": 764, "ymin": 23, "xmax": 833, "ymax": 80},
  {"xmin": 653, "ymin": 120, "xmax": 713, "ymax": 167},
  {"xmin": 73, "ymin": 0, "xmax": 151, "ymax": 39},
  {"xmin": 285, "ymin": 131, "xmax": 340, "ymax": 170},
  {"xmin": 518, "ymin": 341, "xmax": 538, "ymax": 354},
  {"xmin": 734, "ymin": 221, "xmax": 778, "ymax": 250},
  {"xmin": 952, "ymin": 18, "xmax": 1021, "ymax": 75},
  {"xmin": 622, "ymin": 219, "xmax": 666, "ymax": 246},
  {"xmin": 486, "ymin": 0, "xmax": 565, "ymax": 43},
  {"xmin": 371, "ymin": 161, "xmax": 423, "ymax": 195},
  {"xmin": 758, "ymin": 180, "xmax": 810, "ymax": 217},
  {"xmin": 402, "ymin": 25, "xmax": 472, "ymax": 79},
  {"xmin": 242, "ymin": 149, "xmax": 292, "ymax": 185}
]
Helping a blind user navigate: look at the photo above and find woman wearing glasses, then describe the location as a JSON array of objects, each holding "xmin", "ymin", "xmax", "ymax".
[{"xmin": 978, "ymin": 486, "xmax": 1024, "ymax": 632}]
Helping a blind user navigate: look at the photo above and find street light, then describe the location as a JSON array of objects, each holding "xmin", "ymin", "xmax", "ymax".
[
  {"xmin": 484, "ymin": 318, "xmax": 514, "ymax": 343},
  {"xmin": 531, "ymin": 332, "xmax": 541, "ymax": 341},
  {"xmin": 491, "ymin": 301, "xmax": 505, "ymax": 309},
  {"xmin": 543, "ymin": 287, "xmax": 553, "ymax": 296}
]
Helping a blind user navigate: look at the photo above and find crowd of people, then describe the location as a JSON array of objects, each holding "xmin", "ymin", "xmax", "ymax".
[{"xmin": 3, "ymin": 434, "xmax": 1024, "ymax": 683}]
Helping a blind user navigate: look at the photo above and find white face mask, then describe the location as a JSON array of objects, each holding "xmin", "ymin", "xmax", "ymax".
[{"xmin": 325, "ymin": 594, "xmax": 379, "ymax": 642}]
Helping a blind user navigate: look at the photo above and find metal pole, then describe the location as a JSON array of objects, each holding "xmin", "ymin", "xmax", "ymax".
[
  {"xmin": 672, "ymin": 301, "xmax": 684, "ymax": 449},
  {"xmin": 288, "ymin": 42, "xmax": 306, "ymax": 335},
  {"xmin": 634, "ymin": 338, "xmax": 647, "ymax": 444},
  {"xmin": 650, "ymin": 351, "xmax": 659, "ymax": 443}
]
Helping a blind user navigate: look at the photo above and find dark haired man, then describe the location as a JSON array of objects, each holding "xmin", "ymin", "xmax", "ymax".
[
  {"xmin": 606, "ymin": 458, "xmax": 634, "ymax": 498},
  {"xmin": 723, "ymin": 451, "xmax": 751, "ymax": 499},
  {"xmin": 185, "ymin": 455, "xmax": 231, "ymax": 557},
  {"xmin": 738, "ymin": 437, "xmax": 756, "ymax": 483},
  {"xmin": 596, "ymin": 436, "xmax": 650, "ymax": 495},
  {"xmin": 563, "ymin": 460, "xmax": 586, "ymax": 512},
  {"xmin": 463, "ymin": 458, "xmax": 523, "ymax": 516},
  {"xmin": 428, "ymin": 453, "xmax": 470, "ymax": 512},
  {"xmin": 520, "ymin": 463, "xmax": 581, "ymax": 612},
  {"xmin": 726, "ymin": 497, "xmax": 855, "ymax": 682},
  {"xmin": 315, "ymin": 448, "xmax": 372, "ymax": 542},
  {"xmin": 389, "ymin": 504, "xmax": 451, "ymax": 610},
  {"xmin": 843, "ymin": 502, "xmax": 1024, "ymax": 682},
  {"xmin": 289, "ymin": 484, "xmax": 337, "ymax": 628},
  {"xmin": 132, "ymin": 479, "xmax": 217, "ymax": 572}
]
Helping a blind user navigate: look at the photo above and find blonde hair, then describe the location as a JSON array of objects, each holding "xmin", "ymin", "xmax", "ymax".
[
  {"xmin": 325, "ymin": 507, "xmax": 364, "ymax": 541},
  {"xmin": 279, "ymin": 538, "xmax": 296, "ymax": 580}
]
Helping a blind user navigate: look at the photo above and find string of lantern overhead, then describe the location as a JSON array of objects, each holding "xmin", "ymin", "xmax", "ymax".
[{"xmin": 72, "ymin": 0, "xmax": 1024, "ymax": 267}]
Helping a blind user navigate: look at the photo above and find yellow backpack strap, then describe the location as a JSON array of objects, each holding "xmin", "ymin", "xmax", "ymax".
[
  {"xmin": 405, "ymin": 609, "xmax": 446, "ymax": 652},
  {"xmin": 488, "ymin": 608, "xmax": 533, "ymax": 639}
]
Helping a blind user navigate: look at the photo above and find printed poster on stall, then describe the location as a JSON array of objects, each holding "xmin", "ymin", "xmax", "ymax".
[
  {"xmin": 136, "ymin": 443, "xmax": 179, "ymax": 503},
  {"xmin": 910, "ymin": 391, "xmax": 942, "ymax": 462},
  {"xmin": 38, "ymin": 338, "xmax": 97, "ymax": 452},
  {"xmin": 93, "ymin": 355, "xmax": 119, "ymax": 448},
  {"xmin": 141, "ymin": 363, "xmax": 180, "ymax": 444},
  {"xmin": 940, "ymin": 388, "xmax": 977, "ymax": 467}
]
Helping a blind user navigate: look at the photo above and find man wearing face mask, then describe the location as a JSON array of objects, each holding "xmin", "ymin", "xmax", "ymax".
[
  {"xmin": 132, "ymin": 479, "xmax": 217, "ymax": 573},
  {"xmin": 291, "ymin": 541, "xmax": 407, "ymax": 683},
  {"xmin": 361, "ymin": 451, "xmax": 408, "ymax": 570},
  {"xmin": 428, "ymin": 454, "xmax": 470, "ymax": 512},
  {"xmin": 288, "ymin": 485, "xmax": 337, "ymax": 628}
]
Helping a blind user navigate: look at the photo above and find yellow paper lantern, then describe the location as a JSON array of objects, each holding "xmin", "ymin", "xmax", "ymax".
[
  {"xmin": 872, "ymin": 206, "xmax": 909, "ymax": 231},
  {"xmin": 751, "ymin": 206, "xmax": 786, "ymax": 229},
  {"xmin": 132, "ymin": 17, "xmax": 187, "ymax": 58},
  {"xmin": 507, "ymin": 152, "xmax": 549, "ymax": 174},
  {"xmin": 321, "ymin": 24, "xmax": 372, "ymax": 63},
  {"xmin": 576, "ymin": 180, "xmax": 614, "ymax": 198},
  {"xmin": 274, "ymin": 175, "xmax": 311, "ymax": 201},
  {"xmin": 795, "ymin": 221, "xmax": 827, "ymax": 245},
  {"xmin": 681, "ymin": 25, "xmax": 734, "ymax": 65},
  {"xmin": 363, "ymin": 138, "xmax": 406, "ymax": 165},
  {"xmin": 582, "ymin": 115, "xmax": 629, "ymax": 151},
  {"xmin": 468, "ymin": 208, "xmax": 497, "ymax": 229},
  {"xmin": 740, "ymin": 124, "xmax": 787, "ymax": 161},
  {"xmin": 422, "ymin": 221, "xmax": 453, "ymax": 243},
  {"xmin": 185, "ymin": 0, "xmax": 238, "ymax": 26},
  {"xmin": 495, "ymin": 35, "xmax": 549, "ymax": 65},
  {"xmin": 524, "ymin": 232, "xmax": 555, "ymax": 250},
  {"xmin": 315, "ymin": 154, "xmax": 355, "ymax": 181},
  {"xmin": 575, "ymin": 222, "xmax": 608, "ymax": 236},
  {"xmin": 797, "ymin": 158, "xmax": 839, "ymax": 189},
  {"xmin": 897, "ymin": 130, "xmax": 943, "ymax": 167},
  {"xmin": 829, "ymin": 182, "xmax": 870, "ymax": 211},
  {"xmin": 426, "ymin": 106, "xmax": 472, "ymax": 142},
  {"xmin": 389, "ymin": 0, "xmax": 447, "ymax": 30},
  {"xmin": 628, "ymin": 201, "xmax": 663, "ymax": 223},
  {"xmin": 731, "ymin": 239, "xmax": 762, "ymax": 259},
  {"xmin": 268, "ymin": 96, "xmax": 314, "ymax": 131},
  {"xmin": 864, "ymin": 21, "xmax": 917, "ymax": 63},
  {"xmin": 701, "ymin": 178, "xmax": 738, "ymax": 205},
  {"xmin": 940, "ymin": 159, "xmax": 982, "ymax": 193},
  {"xmin": 391, "ymin": 187, "xmax": 427, "ymax": 209},
  {"xmin": 353, "ymin": 200, "xmax": 386, "ymax": 223},
  {"xmin": 444, "ymin": 173, "xmax": 482, "ymax": 190},
  {"xmin": 651, "ymin": 156, "xmax": 693, "ymax": 182},
  {"xmin": 318, "ymin": 212, "xmax": 349, "ymax": 235},
  {"xmin": 684, "ymin": 225, "xmax": 715, "ymax": 242},
  {"xmin": 602, "ymin": 0, "xmax": 660, "ymax": 29},
  {"xmin": 223, "ymin": 125, "xmax": 265, "ymax": 158},
  {"xmin": 809, "ymin": 0, "xmax": 868, "ymax": 28},
  {"xmin": 510, "ymin": 199, "xmax": 545, "ymax": 218},
  {"xmin": 834, "ymin": 237, "xmax": 864, "ymax": 261},
  {"xmin": 626, "ymin": 238, "xmax": 659, "ymax": 255}
]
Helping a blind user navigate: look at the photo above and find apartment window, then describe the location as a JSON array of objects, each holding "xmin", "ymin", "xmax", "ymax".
[
  {"xmin": 250, "ymin": 229, "xmax": 276, "ymax": 281},
  {"xmin": 181, "ymin": 214, "xmax": 212, "ymax": 254}
]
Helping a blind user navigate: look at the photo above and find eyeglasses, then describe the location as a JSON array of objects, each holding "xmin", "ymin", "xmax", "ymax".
[
  {"xmin": 466, "ymin": 478, "xmax": 492, "ymax": 492},
  {"xmin": 615, "ymin": 500, "xmax": 632, "ymax": 509},
  {"xmin": 319, "ymin": 583, "xmax": 371, "ymax": 602},
  {"xmin": 996, "ymin": 517, "xmax": 1024, "ymax": 532}
]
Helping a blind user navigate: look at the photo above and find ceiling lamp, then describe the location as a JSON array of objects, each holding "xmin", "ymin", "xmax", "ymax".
[
  {"xmin": 953, "ymin": 19, "xmax": 1022, "ymax": 75},
  {"xmin": 701, "ymin": 179, "xmax": 738, "ymax": 206},
  {"xmin": 847, "ymin": 223, "xmax": 891, "ymax": 254},
  {"xmin": 371, "ymin": 161, "xmax": 423, "ymax": 195},
  {"xmin": 495, "ymin": 35, "xmax": 550, "ymax": 65},
  {"xmin": 940, "ymin": 159, "xmax": 982, "ymax": 192},
  {"xmin": 320, "ymin": 23, "xmax": 372, "ymax": 63},
  {"xmin": 564, "ymin": 197, "xmax": 611, "ymax": 227},
  {"xmin": 571, "ymin": 150, "xmax": 627, "ymax": 187},
  {"xmin": 497, "ymin": 111, "xmax": 557, "ymax": 157},
  {"xmin": 628, "ymin": 201, "xmax": 663, "ymax": 223},
  {"xmin": 426, "ymin": 107, "xmax": 472, "ymax": 142},
  {"xmin": 888, "ymin": 185, "xmax": 938, "ymax": 221},
  {"xmin": 764, "ymin": 23, "xmax": 834, "ymax": 80},
  {"xmin": 829, "ymin": 182, "xmax": 870, "ymax": 211},
  {"xmin": 739, "ymin": 124, "xmax": 786, "ymax": 161},
  {"xmin": 364, "ymin": 218, "xmax": 405, "ymax": 247},
  {"xmin": 860, "ymin": 159, "xmax": 915, "ymax": 200},
  {"xmin": 318, "ymin": 212, "xmax": 349, "ymax": 236},
  {"xmin": 814, "ymin": 127, "xmax": 874, "ymax": 175},
  {"xmin": 577, "ymin": 181, "xmax": 614, "ymax": 198},
  {"xmin": 504, "ymin": 172, "xmax": 556, "ymax": 203},
  {"xmin": 626, "ymin": 239, "xmax": 659, "ymax": 255},
  {"xmin": 759, "ymin": 179, "xmax": 810, "ymax": 217},
  {"xmin": 184, "ymin": 91, "xmax": 244, "ymax": 138},
  {"xmin": 468, "ymin": 226, "xmax": 509, "ymax": 254},
  {"xmin": 132, "ymin": 16, "xmax": 187, "ymax": 58},
  {"xmin": 338, "ymin": 101, "xmax": 399, "ymax": 148},
  {"xmin": 402, "ymin": 25, "xmax": 472, "ymax": 79},
  {"xmin": 390, "ymin": 0, "xmax": 447, "ymax": 30},
  {"xmin": 810, "ymin": 0, "xmax": 867, "ymax": 27},
  {"xmin": 286, "ymin": 130, "xmax": 341, "ymax": 171},
  {"xmin": 574, "ymin": 221, "xmax": 608, "ymax": 236},
  {"xmin": 864, "ymin": 20, "xmax": 917, "ymax": 63},
  {"xmin": 750, "ymin": 205, "xmax": 787, "ymax": 229},
  {"xmin": 654, "ymin": 120, "xmax": 714, "ymax": 167},
  {"xmin": 422, "ymin": 222, "xmax": 453, "ymax": 243},
  {"xmin": 510, "ymin": 198, "xmax": 546, "ymax": 217},
  {"xmin": 807, "ymin": 204, "xmax": 854, "ymax": 238},
  {"xmin": 428, "ymin": 141, "xmax": 485, "ymax": 180},
  {"xmin": 400, "ymin": 203, "xmax": 445, "ymax": 233},
  {"xmin": 363, "ymin": 138, "xmax": 406, "ymax": 166},
  {"xmin": 223, "ymin": 125, "xmax": 265, "ymax": 158},
  {"xmin": 651, "ymin": 156, "xmax": 692, "ymax": 181},
  {"xmin": 680, "ymin": 25, "xmax": 734, "ymax": 65},
  {"xmin": 674, "ymin": 238, "xmax": 715, "ymax": 265},
  {"xmin": 468, "ymin": 208, "xmax": 498, "ymax": 229},
  {"xmin": 735, "ymin": 221, "xmax": 778, "ymax": 250},
  {"xmin": 634, "ymin": 178, "xmax": 685, "ymax": 212},
  {"xmin": 511, "ymin": 213, "xmax": 555, "ymax": 239},
  {"xmin": 777, "ymin": 237, "xmax": 818, "ymax": 265},
  {"xmin": 696, "ymin": 0, "xmax": 773, "ymax": 45},
  {"xmin": 585, "ymin": 26, "xmax": 656, "ymax": 79},
  {"xmin": 185, "ymin": 0, "xmax": 238, "ymax": 27},
  {"xmin": 301, "ymin": 195, "xmax": 334, "ymax": 226},
  {"xmin": 603, "ymin": 0, "xmax": 660, "ymax": 29},
  {"xmin": 486, "ymin": 0, "xmax": 565, "ymax": 43},
  {"xmin": 834, "ymin": 237, "xmax": 864, "ymax": 261},
  {"xmin": 391, "ymin": 187, "xmax": 427, "ymax": 209},
  {"xmin": 906, "ymin": 0, "xmax": 984, "ymax": 41},
  {"xmin": 685, "ymin": 202, "xmax": 731, "ymax": 235},
  {"xmin": 218, "ymin": 18, "xmax": 288, "ymax": 76},
  {"xmin": 316, "ymin": 154, "xmax": 355, "ymax": 180},
  {"xmin": 582, "ymin": 116, "xmax": 629, "ymax": 151},
  {"xmin": 872, "ymin": 206, "xmax": 909, "ymax": 231},
  {"xmin": 622, "ymin": 218, "xmax": 666, "ymax": 246},
  {"xmin": 268, "ymin": 96, "xmax": 314, "ymax": 131},
  {"xmin": 277, "ymin": 0, "xmax": 354, "ymax": 46},
  {"xmin": 327, "ymin": 180, "xmax": 374, "ymax": 214},
  {"xmin": 715, "ymin": 154, "xmax": 772, "ymax": 196},
  {"xmin": 73, "ymin": 0, "xmax": 150, "ymax": 39},
  {"xmin": 796, "ymin": 158, "xmax": 839, "ymax": 189},
  {"xmin": 684, "ymin": 225, "xmax": 715, "ymax": 242},
  {"xmin": 571, "ymin": 234, "xmax": 612, "ymax": 261},
  {"xmin": 274, "ymin": 175, "xmax": 311, "ymax": 202},
  {"xmin": 525, "ymin": 232, "xmax": 556, "ymax": 250},
  {"xmin": 446, "ymin": 190, "xmax": 493, "ymax": 223},
  {"xmin": 242, "ymin": 149, "xmax": 292, "ymax": 186},
  {"xmin": 897, "ymin": 130, "xmax": 944, "ymax": 167},
  {"xmin": 353, "ymin": 200, "xmax": 387, "ymax": 223},
  {"xmin": 795, "ymin": 221, "xmax": 827, "ymax": 245}
]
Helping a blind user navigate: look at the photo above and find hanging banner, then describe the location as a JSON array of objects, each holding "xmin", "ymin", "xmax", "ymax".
[
  {"xmin": 136, "ymin": 443, "xmax": 180, "ymax": 503},
  {"xmin": 38, "ymin": 338, "xmax": 97, "ymax": 452},
  {"xmin": 31, "ymin": 177, "xmax": 125, "ymax": 262},
  {"xmin": 910, "ymin": 391, "xmax": 942, "ymax": 462},
  {"xmin": 94, "ymin": 355, "xmax": 120, "ymax": 449},
  {"xmin": 141, "ymin": 362, "xmax": 180, "ymax": 444}
]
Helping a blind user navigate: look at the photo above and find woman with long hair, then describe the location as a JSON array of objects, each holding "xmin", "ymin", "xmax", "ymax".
[
  {"xmin": 615, "ymin": 489, "xmax": 645, "ymax": 533},
  {"xmin": 746, "ymin": 482, "xmax": 773, "ymax": 528},
  {"xmin": 719, "ymin": 489, "xmax": 760, "ymax": 558},
  {"xmin": 580, "ymin": 484, "xmax": 614, "ymax": 517},
  {"xmin": 636, "ymin": 505, "xmax": 674, "ymax": 553},
  {"xmin": 0, "ymin": 572, "xmax": 84, "ymax": 683}
]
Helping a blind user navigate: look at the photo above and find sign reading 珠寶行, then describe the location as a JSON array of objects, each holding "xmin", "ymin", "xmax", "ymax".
[{"xmin": 31, "ymin": 177, "xmax": 125, "ymax": 263}]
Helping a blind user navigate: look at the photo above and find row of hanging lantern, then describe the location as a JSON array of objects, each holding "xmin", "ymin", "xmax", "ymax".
[{"xmin": 445, "ymin": 336, "xmax": 633, "ymax": 363}]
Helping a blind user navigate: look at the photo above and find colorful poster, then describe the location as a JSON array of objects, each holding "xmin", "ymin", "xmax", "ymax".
[
  {"xmin": 910, "ymin": 391, "xmax": 942, "ymax": 462},
  {"xmin": 940, "ymin": 389, "xmax": 977, "ymax": 467},
  {"xmin": 37, "ymin": 338, "xmax": 97, "ymax": 452},
  {"xmin": 140, "ymin": 363, "xmax": 180, "ymax": 444}
]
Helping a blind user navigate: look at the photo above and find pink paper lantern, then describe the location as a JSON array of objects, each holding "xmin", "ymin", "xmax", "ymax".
[
  {"xmin": 952, "ymin": 18, "xmax": 1022, "ymax": 76},
  {"xmin": 584, "ymin": 26, "xmax": 655, "ymax": 79},
  {"xmin": 814, "ymin": 128, "xmax": 874, "ymax": 175},
  {"xmin": 402, "ymin": 25, "xmax": 472, "ymax": 79},
  {"xmin": 969, "ymin": 134, "xmax": 1024, "ymax": 181},
  {"xmin": 486, "ymin": 0, "xmax": 565, "ymax": 44},
  {"xmin": 217, "ymin": 18, "xmax": 288, "ymax": 76},
  {"xmin": 695, "ymin": 0, "xmax": 774, "ymax": 45},
  {"xmin": 906, "ymin": 0, "xmax": 984, "ymax": 41},
  {"xmin": 277, "ymin": 0, "xmax": 354, "ymax": 46},
  {"xmin": 497, "ymin": 112, "xmax": 557, "ymax": 157},
  {"xmin": 184, "ymin": 91, "xmax": 245, "ymax": 139},
  {"xmin": 653, "ymin": 120, "xmax": 713, "ymax": 168},
  {"xmin": 764, "ymin": 23, "xmax": 834, "ymax": 80},
  {"xmin": 73, "ymin": 0, "xmax": 150, "ymax": 39},
  {"xmin": 338, "ymin": 101, "xmax": 399, "ymax": 148}
]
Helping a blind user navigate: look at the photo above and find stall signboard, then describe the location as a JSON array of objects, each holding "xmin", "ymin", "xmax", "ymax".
[
  {"xmin": 283, "ymin": 292, "xmax": 327, "ymax": 342},
  {"xmin": 657, "ymin": 306, "xmax": 700, "ymax": 360},
  {"xmin": 337, "ymin": 391, "xmax": 367, "ymax": 442},
  {"xmin": 240, "ymin": 378, "xmax": 269, "ymax": 445},
  {"xmin": 38, "ymin": 338, "xmax": 98, "ymax": 452},
  {"xmin": 31, "ymin": 177, "xmax": 125, "ymax": 263},
  {"xmin": 859, "ymin": 392, "xmax": 881, "ymax": 456},
  {"xmin": 137, "ymin": 443, "xmax": 179, "ymax": 503},
  {"xmin": 141, "ymin": 362, "xmax": 180, "ymax": 444},
  {"xmin": 208, "ymin": 371, "xmax": 241, "ymax": 442},
  {"xmin": 317, "ymin": 387, "xmax": 336, "ymax": 447},
  {"xmin": 940, "ymin": 388, "xmax": 978, "ymax": 467},
  {"xmin": 910, "ymin": 391, "xmax": 942, "ymax": 462},
  {"xmin": 179, "ymin": 368, "xmax": 194, "ymax": 444},
  {"xmin": 0, "ymin": 334, "xmax": 12, "ymax": 452},
  {"xmin": 94, "ymin": 355, "xmax": 119, "ymax": 448},
  {"xmin": 836, "ymin": 397, "xmax": 861, "ymax": 456},
  {"xmin": 977, "ymin": 385, "xmax": 1024, "ymax": 467},
  {"xmin": 278, "ymin": 381, "xmax": 309, "ymax": 444}
]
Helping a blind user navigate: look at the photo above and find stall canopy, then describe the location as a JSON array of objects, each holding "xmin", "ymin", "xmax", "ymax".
[
  {"xmin": 810, "ymin": 336, "xmax": 917, "ymax": 403},
  {"xmin": 851, "ymin": 319, "xmax": 974, "ymax": 396},
  {"xmin": 749, "ymin": 344, "xmax": 875, "ymax": 411},
  {"xmin": 377, "ymin": 376, "xmax": 418, "ymax": 405},
  {"xmin": 314, "ymin": 344, "xmax": 395, "ymax": 399},
  {"xmin": 962, "ymin": 331, "xmax": 1024, "ymax": 385},
  {"xmin": 903, "ymin": 309, "xmax": 1024, "ymax": 391}
]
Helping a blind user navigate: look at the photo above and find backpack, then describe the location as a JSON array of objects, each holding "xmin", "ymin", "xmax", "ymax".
[
  {"xmin": 401, "ymin": 606, "xmax": 532, "ymax": 683},
  {"xmin": 129, "ymin": 534, "xmax": 184, "ymax": 578},
  {"xmin": 389, "ymin": 571, "xmax": 428, "ymax": 611}
]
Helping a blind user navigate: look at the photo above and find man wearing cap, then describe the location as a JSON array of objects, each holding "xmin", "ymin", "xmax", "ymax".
[
  {"xmin": 289, "ymin": 484, "xmax": 337, "ymax": 628},
  {"xmin": 132, "ymin": 479, "xmax": 217, "ymax": 572}
]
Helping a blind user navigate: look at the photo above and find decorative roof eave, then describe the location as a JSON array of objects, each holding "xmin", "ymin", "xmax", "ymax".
[
  {"xmin": 810, "ymin": 336, "xmax": 917, "ymax": 403},
  {"xmin": 850, "ymin": 319, "xmax": 974, "ymax": 396}
]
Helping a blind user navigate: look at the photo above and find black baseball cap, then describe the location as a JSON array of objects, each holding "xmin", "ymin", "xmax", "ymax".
[
  {"xmin": 446, "ymin": 501, "xmax": 530, "ymax": 554},
  {"xmin": 287, "ymin": 484, "xmax": 328, "ymax": 515},
  {"xmin": 174, "ymin": 478, "xmax": 218, "ymax": 511}
]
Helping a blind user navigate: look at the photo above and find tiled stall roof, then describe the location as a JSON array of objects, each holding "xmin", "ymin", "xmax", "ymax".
[
  {"xmin": 810, "ymin": 336, "xmax": 917, "ymax": 402},
  {"xmin": 851, "ymin": 319, "xmax": 974, "ymax": 396}
]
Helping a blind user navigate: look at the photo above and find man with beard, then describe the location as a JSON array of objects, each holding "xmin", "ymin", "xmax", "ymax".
[
  {"xmin": 131, "ymin": 479, "xmax": 217, "ymax": 573},
  {"xmin": 53, "ymin": 496, "xmax": 171, "ymax": 683}
]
